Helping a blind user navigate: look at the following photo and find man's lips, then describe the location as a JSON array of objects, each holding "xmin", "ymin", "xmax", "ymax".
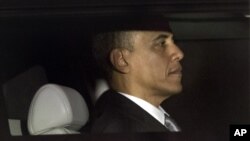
[{"xmin": 168, "ymin": 67, "xmax": 182, "ymax": 75}]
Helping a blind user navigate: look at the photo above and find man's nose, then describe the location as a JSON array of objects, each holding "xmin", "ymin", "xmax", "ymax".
[{"xmin": 171, "ymin": 44, "xmax": 184, "ymax": 62}]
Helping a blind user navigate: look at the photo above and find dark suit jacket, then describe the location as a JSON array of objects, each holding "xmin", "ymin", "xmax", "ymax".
[{"xmin": 91, "ymin": 89, "xmax": 169, "ymax": 133}]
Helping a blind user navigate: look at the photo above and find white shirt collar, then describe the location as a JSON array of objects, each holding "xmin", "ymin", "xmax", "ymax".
[{"xmin": 119, "ymin": 92, "xmax": 168, "ymax": 126}]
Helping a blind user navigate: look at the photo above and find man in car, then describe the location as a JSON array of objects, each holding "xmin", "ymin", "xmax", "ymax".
[{"xmin": 91, "ymin": 16, "xmax": 184, "ymax": 133}]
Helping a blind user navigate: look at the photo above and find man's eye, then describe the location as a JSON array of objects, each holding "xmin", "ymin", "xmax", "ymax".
[{"xmin": 159, "ymin": 41, "xmax": 167, "ymax": 47}]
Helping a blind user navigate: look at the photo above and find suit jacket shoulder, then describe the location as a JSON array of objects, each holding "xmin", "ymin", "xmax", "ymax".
[{"xmin": 91, "ymin": 90, "xmax": 168, "ymax": 133}]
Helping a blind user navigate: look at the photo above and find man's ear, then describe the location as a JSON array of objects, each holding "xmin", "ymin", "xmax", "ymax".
[{"xmin": 110, "ymin": 48, "xmax": 130, "ymax": 73}]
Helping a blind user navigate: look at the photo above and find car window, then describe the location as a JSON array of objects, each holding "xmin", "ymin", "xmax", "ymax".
[{"xmin": 0, "ymin": 0, "xmax": 249, "ymax": 141}]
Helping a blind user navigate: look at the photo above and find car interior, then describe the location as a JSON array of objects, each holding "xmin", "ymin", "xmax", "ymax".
[{"xmin": 0, "ymin": 0, "xmax": 249, "ymax": 141}]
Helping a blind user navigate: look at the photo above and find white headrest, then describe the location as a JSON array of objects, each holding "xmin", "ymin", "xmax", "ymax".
[
  {"xmin": 27, "ymin": 84, "xmax": 89, "ymax": 135},
  {"xmin": 92, "ymin": 79, "xmax": 109, "ymax": 103}
]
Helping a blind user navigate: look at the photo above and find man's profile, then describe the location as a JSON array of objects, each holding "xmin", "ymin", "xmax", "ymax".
[{"xmin": 91, "ymin": 17, "xmax": 184, "ymax": 133}]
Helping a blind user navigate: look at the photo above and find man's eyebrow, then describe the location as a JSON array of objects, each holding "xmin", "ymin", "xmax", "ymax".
[{"xmin": 153, "ymin": 34, "xmax": 172, "ymax": 42}]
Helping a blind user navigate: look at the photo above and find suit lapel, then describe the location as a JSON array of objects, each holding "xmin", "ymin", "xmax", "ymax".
[{"xmin": 95, "ymin": 90, "xmax": 168, "ymax": 132}]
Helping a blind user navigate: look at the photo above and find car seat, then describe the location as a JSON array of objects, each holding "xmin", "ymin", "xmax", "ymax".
[
  {"xmin": 3, "ymin": 66, "xmax": 48, "ymax": 136},
  {"xmin": 27, "ymin": 84, "xmax": 89, "ymax": 135}
]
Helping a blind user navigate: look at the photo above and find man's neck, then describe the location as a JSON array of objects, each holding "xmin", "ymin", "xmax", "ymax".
[
  {"xmin": 110, "ymin": 72, "xmax": 173, "ymax": 106},
  {"xmin": 111, "ymin": 80, "xmax": 169, "ymax": 107}
]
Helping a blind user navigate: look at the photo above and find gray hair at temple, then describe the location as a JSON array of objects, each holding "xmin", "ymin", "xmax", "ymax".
[{"xmin": 92, "ymin": 31, "xmax": 135, "ymax": 80}]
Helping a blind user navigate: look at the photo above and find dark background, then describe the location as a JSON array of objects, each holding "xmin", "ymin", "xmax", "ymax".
[{"xmin": 0, "ymin": 0, "xmax": 249, "ymax": 141}]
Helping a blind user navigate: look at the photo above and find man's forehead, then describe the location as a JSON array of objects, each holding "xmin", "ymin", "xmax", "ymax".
[
  {"xmin": 138, "ymin": 31, "xmax": 173, "ymax": 35},
  {"xmin": 130, "ymin": 31, "xmax": 173, "ymax": 38}
]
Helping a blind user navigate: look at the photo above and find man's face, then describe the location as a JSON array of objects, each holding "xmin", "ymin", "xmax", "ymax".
[{"xmin": 128, "ymin": 31, "xmax": 184, "ymax": 97}]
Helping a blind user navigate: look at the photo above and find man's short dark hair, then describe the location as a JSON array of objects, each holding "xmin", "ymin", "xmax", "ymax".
[{"xmin": 92, "ymin": 31, "xmax": 134, "ymax": 80}]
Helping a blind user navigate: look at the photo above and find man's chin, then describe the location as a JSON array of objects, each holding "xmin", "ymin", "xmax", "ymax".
[{"xmin": 164, "ymin": 85, "xmax": 183, "ymax": 96}]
